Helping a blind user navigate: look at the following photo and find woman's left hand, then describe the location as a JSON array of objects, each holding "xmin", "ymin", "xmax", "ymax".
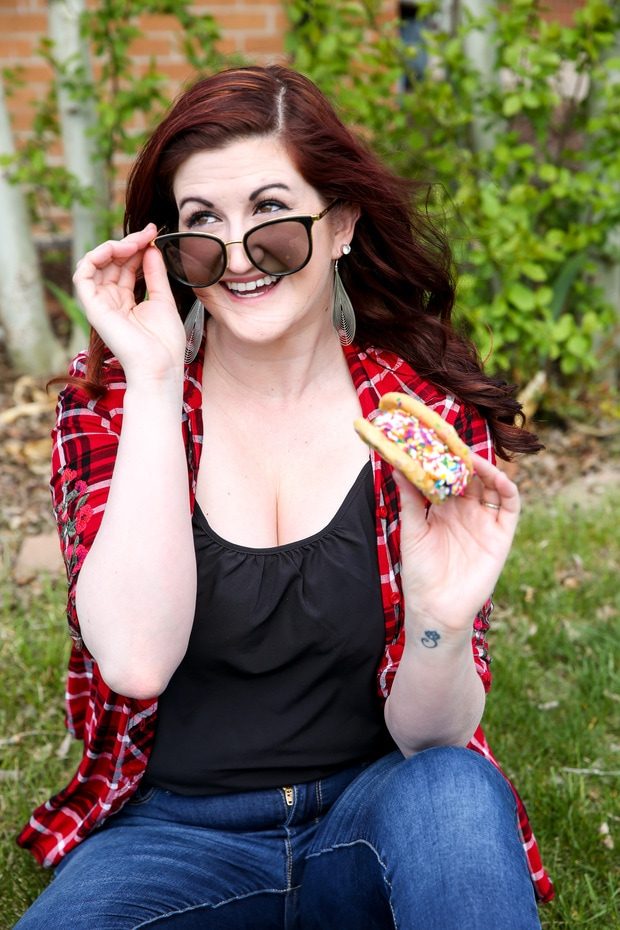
[{"xmin": 394, "ymin": 452, "xmax": 520, "ymax": 634}]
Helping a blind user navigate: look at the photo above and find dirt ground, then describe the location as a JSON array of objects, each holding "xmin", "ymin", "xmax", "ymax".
[{"xmin": 1, "ymin": 348, "xmax": 618, "ymax": 585}]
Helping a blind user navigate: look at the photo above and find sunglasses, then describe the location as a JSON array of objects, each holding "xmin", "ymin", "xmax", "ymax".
[{"xmin": 152, "ymin": 201, "xmax": 338, "ymax": 289}]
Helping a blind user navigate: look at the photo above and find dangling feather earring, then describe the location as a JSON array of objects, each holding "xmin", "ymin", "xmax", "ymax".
[
  {"xmin": 184, "ymin": 298, "xmax": 205, "ymax": 365},
  {"xmin": 332, "ymin": 244, "xmax": 356, "ymax": 346}
]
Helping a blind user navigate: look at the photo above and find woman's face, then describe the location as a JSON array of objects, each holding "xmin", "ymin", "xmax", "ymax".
[{"xmin": 171, "ymin": 136, "xmax": 357, "ymax": 347}]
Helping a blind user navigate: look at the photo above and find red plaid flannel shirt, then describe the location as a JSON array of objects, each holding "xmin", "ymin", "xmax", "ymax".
[{"xmin": 17, "ymin": 342, "xmax": 553, "ymax": 902}]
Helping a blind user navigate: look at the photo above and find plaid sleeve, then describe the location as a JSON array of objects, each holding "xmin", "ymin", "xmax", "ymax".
[{"xmin": 51, "ymin": 353, "xmax": 124, "ymax": 646}]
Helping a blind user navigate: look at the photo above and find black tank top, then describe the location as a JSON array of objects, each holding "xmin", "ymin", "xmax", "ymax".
[{"xmin": 146, "ymin": 460, "xmax": 394, "ymax": 794}]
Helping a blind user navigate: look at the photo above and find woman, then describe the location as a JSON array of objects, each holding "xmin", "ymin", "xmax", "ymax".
[{"xmin": 16, "ymin": 65, "xmax": 553, "ymax": 928}]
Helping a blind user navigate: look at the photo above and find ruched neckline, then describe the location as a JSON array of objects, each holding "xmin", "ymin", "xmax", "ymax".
[{"xmin": 192, "ymin": 459, "xmax": 372, "ymax": 555}]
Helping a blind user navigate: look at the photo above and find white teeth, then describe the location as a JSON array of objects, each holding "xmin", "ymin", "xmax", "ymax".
[{"xmin": 225, "ymin": 274, "xmax": 277, "ymax": 293}]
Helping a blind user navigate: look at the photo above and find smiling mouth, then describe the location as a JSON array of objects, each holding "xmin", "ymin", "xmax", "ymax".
[{"xmin": 223, "ymin": 274, "xmax": 278, "ymax": 294}]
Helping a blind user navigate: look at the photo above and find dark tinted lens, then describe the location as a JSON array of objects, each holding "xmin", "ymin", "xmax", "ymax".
[
  {"xmin": 245, "ymin": 220, "xmax": 311, "ymax": 275},
  {"xmin": 158, "ymin": 235, "xmax": 226, "ymax": 287}
]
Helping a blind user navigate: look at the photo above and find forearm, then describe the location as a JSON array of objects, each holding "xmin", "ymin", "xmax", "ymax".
[
  {"xmin": 75, "ymin": 380, "xmax": 197, "ymax": 698},
  {"xmin": 384, "ymin": 624, "xmax": 486, "ymax": 757}
]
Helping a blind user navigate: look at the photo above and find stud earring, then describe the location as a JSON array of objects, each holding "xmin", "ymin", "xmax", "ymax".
[{"xmin": 332, "ymin": 245, "xmax": 356, "ymax": 346}]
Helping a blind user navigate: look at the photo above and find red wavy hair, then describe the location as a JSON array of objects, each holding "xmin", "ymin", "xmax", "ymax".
[{"xmin": 80, "ymin": 64, "xmax": 540, "ymax": 457}]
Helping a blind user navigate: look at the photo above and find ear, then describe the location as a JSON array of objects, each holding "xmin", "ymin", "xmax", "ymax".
[{"xmin": 331, "ymin": 204, "xmax": 361, "ymax": 260}]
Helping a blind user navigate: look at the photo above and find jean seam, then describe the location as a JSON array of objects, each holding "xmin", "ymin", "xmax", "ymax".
[
  {"xmin": 133, "ymin": 887, "xmax": 289, "ymax": 928},
  {"xmin": 284, "ymin": 825, "xmax": 294, "ymax": 891},
  {"xmin": 305, "ymin": 838, "xmax": 398, "ymax": 930},
  {"xmin": 315, "ymin": 778, "xmax": 323, "ymax": 818}
]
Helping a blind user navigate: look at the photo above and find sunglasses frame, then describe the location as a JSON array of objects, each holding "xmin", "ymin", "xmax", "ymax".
[{"xmin": 152, "ymin": 201, "xmax": 338, "ymax": 289}]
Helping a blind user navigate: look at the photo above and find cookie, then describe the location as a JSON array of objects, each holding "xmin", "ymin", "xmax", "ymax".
[{"xmin": 354, "ymin": 392, "xmax": 473, "ymax": 504}]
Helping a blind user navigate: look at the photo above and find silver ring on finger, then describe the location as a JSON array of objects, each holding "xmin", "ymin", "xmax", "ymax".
[{"xmin": 480, "ymin": 500, "xmax": 501, "ymax": 511}]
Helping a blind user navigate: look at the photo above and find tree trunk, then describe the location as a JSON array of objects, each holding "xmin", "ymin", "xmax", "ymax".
[
  {"xmin": 0, "ymin": 77, "xmax": 65, "ymax": 375},
  {"xmin": 48, "ymin": 0, "xmax": 106, "ymax": 268},
  {"xmin": 456, "ymin": 0, "xmax": 497, "ymax": 153},
  {"xmin": 590, "ymin": 32, "xmax": 620, "ymax": 388}
]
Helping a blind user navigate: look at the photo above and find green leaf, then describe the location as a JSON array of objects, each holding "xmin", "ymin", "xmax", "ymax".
[
  {"xmin": 503, "ymin": 95, "xmax": 522, "ymax": 117},
  {"xmin": 566, "ymin": 333, "xmax": 589, "ymax": 358},
  {"xmin": 552, "ymin": 314, "xmax": 574, "ymax": 341},
  {"xmin": 550, "ymin": 254, "xmax": 586, "ymax": 319},
  {"xmin": 480, "ymin": 187, "xmax": 502, "ymax": 218},
  {"xmin": 522, "ymin": 90, "xmax": 540, "ymax": 108},
  {"xmin": 539, "ymin": 164, "xmax": 558, "ymax": 183},
  {"xmin": 45, "ymin": 282, "xmax": 89, "ymax": 336},
  {"xmin": 535, "ymin": 286, "xmax": 553, "ymax": 308},
  {"xmin": 522, "ymin": 263, "xmax": 547, "ymax": 282},
  {"xmin": 507, "ymin": 282, "xmax": 537, "ymax": 312}
]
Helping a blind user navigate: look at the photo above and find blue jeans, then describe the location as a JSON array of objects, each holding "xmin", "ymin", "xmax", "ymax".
[{"xmin": 15, "ymin": 747, "xmax": 541, "ymax": 929}]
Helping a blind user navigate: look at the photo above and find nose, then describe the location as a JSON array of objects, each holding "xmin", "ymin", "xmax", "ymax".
[{"xmin": 224, "ymin": 239, "xmax": 253, "ymax": 275}]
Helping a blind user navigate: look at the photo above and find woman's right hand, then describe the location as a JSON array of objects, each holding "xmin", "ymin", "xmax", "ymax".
[{"xmin": 73, "ymin": 223, "xmax": 187, "ymax": 385}]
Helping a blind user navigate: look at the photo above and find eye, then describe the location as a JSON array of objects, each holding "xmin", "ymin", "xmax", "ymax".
[
  {"xmin": 254, "ymin": 199, "xmax": 289, "ymax": 216},
  {"xmin": 182, "ymin": 210, "xmax": 220, "ymax": 230}
]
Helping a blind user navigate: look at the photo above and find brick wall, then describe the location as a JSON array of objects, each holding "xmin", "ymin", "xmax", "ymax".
[
  {"xmin": 544, "ymin": 0, "xmax": 585, "ymax": 26},
  {"xmin": 0, "ymin": 0, "xmax": 292, "ymax": 235},
  {"xmin": 0, "ymin": 0, "xmax": 289, "ymax": 147}
]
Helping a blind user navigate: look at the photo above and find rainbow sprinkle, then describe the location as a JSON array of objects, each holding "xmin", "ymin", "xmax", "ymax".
[{"xmin": 373, "ymin": 409, "xmax": 469, "ymax": 500}]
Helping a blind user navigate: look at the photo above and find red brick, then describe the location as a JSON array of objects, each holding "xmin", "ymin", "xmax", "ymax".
[
  {"xmin": 8, "ymin": 62, "xmax": 53, "ymax": 83},
  {"xmin": 241, "ymin": 33, "xmax": 285, "ymax": 55},
  {"xmin": 127, "ymin": 37, "xmax": 176, "ymax": 58},
  {"xmin": 162, "ymin": 62, "xmax": 197, "ymax": 85},
  {"xmin": 137, "ymin": 13, "xmax": 179, "ymax": 32},
  {"xmin": 272, "ymin": 7, "xmax": 290, "ymax": 31},
  {"xmin": 0, "ymin": 38, "xmax": 38, "ymax": 57},
  {"xmin": 7, "ymin": 110, "xmax": 40, "ymax": 133},
  {"xmin": 216, "ymin": 36, "xmax": 242, "ymax": 56},
  {"xmin": 5, "ymin": 11, "xmax": 47, "ymax": 30},
  {"xmin": 544, "ymin": 1, "xmax": 585, "ymax": 26},
  {"xmin": 215, "ymin": 11, "xmax": 268, "ymax": 31}
]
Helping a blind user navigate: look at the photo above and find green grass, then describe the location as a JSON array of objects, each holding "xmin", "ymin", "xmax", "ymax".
[
  {"xmin": 487, "ymin": 490, "xmax": 620, "ymax": 929},
  {"xmin": 1, "ymin": 491, "xmax": 619, "ymax": 928},
  {"xmin": 0, "ymin": 577, "xmax": 82, "ymax": 924}
]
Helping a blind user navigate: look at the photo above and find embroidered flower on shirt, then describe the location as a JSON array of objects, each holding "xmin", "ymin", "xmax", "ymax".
[
  {"xmin": 56, "ymin": 466, "xmax": 93, "ymax": 579},
  {"xmin": 473, "ymin": 601, "xmax": 493, "ymax": 667}
]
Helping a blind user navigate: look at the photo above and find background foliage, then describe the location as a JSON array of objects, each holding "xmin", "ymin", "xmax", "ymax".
[
  {"xmin": 286, "ymin": 0, "xmax": 620, "ymax": 391},
  {"xmin": 2, "ymin": 0, "xmax": 620, "ymax": 395}
]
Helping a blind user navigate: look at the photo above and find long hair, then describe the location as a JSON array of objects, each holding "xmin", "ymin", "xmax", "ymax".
[{"xmin": 81, "ymin": 64, "xmax": 540, "ymax": 457}]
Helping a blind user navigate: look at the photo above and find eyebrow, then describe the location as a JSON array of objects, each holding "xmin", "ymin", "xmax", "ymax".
[
  {"xmin": 249, "ymin": 183, "xmax": 291, "ymax": 201},
  {"xmin": 178, "ymin": 183, "xmax": 291, "ymax": 212}
]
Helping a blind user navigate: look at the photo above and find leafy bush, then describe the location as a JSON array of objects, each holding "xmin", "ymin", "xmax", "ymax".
[
  {"xmin": 286, "ymin": 0, "xmax": 620, "ymax": 388},
  {"xmin": 4, "ymin": 0, "xmax": 619, "ymax": 392}
]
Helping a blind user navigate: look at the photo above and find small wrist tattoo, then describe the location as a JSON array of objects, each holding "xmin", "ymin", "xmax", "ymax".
[{"xmin": 421, "ymin": 630, "xmax": 441, "ymax": 648}]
